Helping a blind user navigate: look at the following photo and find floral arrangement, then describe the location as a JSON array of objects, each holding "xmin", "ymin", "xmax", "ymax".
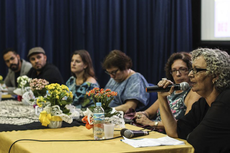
[
  {"xmin": 0, "ymin": 75, "xmax": 4, "ymax": 84},
  {"xmin": 86, "ymin": 87, "xmax": 117, "ymax": 115},
  {"xmin": 36, "ymin": 83, "xmax": 74, "ymax": 126},
  {"xmin": 82, "ymin": 87, "xmax": 118, "ymax": 130},
  {"xmin": 30, "ymin": 78, "xmax": 49, "ymax": 97},
  {"xmin": 0, "ymin": 75, "xmax": 7, "ymax": 92},
  {"xmin": 13, "ymin": 75, "xmax": 32, "ymax": 100},
  {"xmin": 17, "ymin": 75, "xmax": 31, "ymax": 88}
]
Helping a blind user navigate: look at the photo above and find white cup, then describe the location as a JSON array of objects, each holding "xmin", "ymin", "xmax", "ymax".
[{"xmin": 104, "ymin": 123, "xmax": 115, "ymax": 139}]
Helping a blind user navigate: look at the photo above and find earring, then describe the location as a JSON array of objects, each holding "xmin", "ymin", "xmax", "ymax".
[{"xmin": 212, "ymin": 80, "xmax": 217, "ymax": 84}]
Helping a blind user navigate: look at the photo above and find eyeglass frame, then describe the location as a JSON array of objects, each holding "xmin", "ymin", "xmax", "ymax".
[
  {"xmin": 189, "ymin": 67, "xmax": 207, "ymax": 75},
  {"xmin": 105, "ymin": 69, "xmax": 119, "ymax": 76},
  {"xmin": 170, "ymin": 67, "xmax": 189, "ymax": 75}
]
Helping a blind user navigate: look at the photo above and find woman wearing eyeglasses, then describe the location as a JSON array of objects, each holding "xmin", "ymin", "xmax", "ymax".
[
  {"xmin": 102, "ymin": 50, "xmax": 150, "ymax": 113},
  {"xmin": 135, "ymin": 52, "xmax": 200, "ymax": 131},
  {"xmin": 158, "ymin": 48, "xmax": 230, "ymax": 152},
  {"xmin": 66, "ymin": 50, "xmax": 99, "ymax": 109}
]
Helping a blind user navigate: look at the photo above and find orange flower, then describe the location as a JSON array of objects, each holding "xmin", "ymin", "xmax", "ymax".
[
  {"xmin": 105, "ymin": 89, "xmax": 111, "ymax": 92},
  {"xmin": 82, "ymin": 116, "xmax": 93, "ymax": 130},
  {"xmin": 87, "ymin": 87, "xmax": 117, "ymax": 104},
  {"xmin": 100, "ymin": 90, "xmax": 105, "ymax": 94},
  {"xmin": 94, "ymin": 87, "xmax": 100, "ymax": 92},
  {"xmin": 86, "ymin": 87, "xmax": 117, "ymax": 117}
]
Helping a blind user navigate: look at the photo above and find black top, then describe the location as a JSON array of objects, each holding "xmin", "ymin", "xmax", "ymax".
[
  {"xmin": 27, "ymin": 63, "xmax": 64, "ymax": 84},
  {"xmin": 14, "ymin": 71, "xmax": 20, "ymax": 87},
  {"xmin": 177, "ymin": 89, "xmax": 230, "ymax": 153}
]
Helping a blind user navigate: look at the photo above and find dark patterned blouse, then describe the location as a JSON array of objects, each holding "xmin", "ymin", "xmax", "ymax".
[
  {"xmin": 155, "ymin": 87, "xmax": 191, "ymax": 121},
  {"xmin": 66, "ymin": 76, "xmax": 99, "ymax": 109}
]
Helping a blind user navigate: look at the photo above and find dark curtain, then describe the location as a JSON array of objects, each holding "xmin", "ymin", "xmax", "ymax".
[{"xmin": 0, "ymin": 0, "xmax": 192, "ymax": 87}]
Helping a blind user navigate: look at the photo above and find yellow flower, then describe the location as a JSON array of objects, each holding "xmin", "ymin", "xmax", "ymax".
[
  {"xmin": 37, "ymin": 83, "xmax": 73, "ymax": 114},
  {"xmin": 61, "ymin": 84, "xmax": 69, "ymax": 91},
  {"xmin": 70, "ymin": 92, "xmax": 73, "ymax": 98},
  {"xmin": 37, "ymin": 102, "xmax": 42, "ymax": 107},
  {"xmin": 0, "ymin": 75, "xmax": 4, "ymax": 84}
]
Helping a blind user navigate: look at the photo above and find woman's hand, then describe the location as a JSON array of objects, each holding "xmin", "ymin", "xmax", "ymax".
[
  {"xmin": 157, "ymin": 78, "xmax": 174, "ymax": 100},
  {"xmin": 135, "ymin": 112, "xmax": 152, "ymax": 126}
]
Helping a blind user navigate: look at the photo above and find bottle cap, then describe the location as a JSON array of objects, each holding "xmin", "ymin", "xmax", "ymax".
[{"xmin": 96, "ymin": 102, "xmax": 101, "ymax": 106}]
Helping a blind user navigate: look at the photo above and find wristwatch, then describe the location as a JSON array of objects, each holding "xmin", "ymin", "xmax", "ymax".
[{"xmin": 154, "ymin": 121, "xmax": 159, "ymax": 128}]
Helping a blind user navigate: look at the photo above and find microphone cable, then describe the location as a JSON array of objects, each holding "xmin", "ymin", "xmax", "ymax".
[
  {"xmin": 8, "ymin": 135, "xmax": 122, "ymax": 153},
  {"xmin": 8, "ymin": 129, "xmax": 154, "ymax": 153}
]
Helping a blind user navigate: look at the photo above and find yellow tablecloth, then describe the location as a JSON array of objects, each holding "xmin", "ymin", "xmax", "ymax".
[{"xmin": 0, "ymin": 124, "xmax": 194, "ymax": 153}]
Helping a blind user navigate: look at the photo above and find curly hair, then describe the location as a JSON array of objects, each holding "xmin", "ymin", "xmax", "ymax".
[
  {"xmin": 191, "ymin": 48, "xmax": 230, "ymax": 92},
  {"xmin": 102, "ymin": 50, "xmax": 132, "ymax": 71},
  {"xmin": 164, "ymin": 52, "xmax": 192, "ymax": 82}
]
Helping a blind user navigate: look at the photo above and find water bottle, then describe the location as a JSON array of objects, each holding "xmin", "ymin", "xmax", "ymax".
[{"xmin": 93, "ymin": 102, "xmax": 105, "ymax": 140}]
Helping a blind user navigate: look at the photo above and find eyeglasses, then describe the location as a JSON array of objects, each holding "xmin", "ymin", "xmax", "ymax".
[
  {"xmin": 105, "ymin": 69, "xmax": 119, "ymax": 76},
  {"xmin": 189, "ymin": 67, "xmax": 207, "ymax": 75},
  {"xmin": 170, "ymin": 68, "xmax": 188, "ymax": 75}
]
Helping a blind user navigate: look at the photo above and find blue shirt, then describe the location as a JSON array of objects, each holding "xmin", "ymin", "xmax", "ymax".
[
  {"xmin": 105, "ymin": 73, "xmax": 150, "ymax": 112},
  {"xmin": 66, "ymin": 76, "xmax": 99, "ymax": 109}
]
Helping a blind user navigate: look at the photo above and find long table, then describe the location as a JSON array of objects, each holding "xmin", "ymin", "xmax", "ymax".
[
  {"xmin": 0, "ymin": 124, "xmax": 194, "ymax": 153},
  {"xmin": 0, "ymin": 100, "xmax": 194, "ymax": 153}
]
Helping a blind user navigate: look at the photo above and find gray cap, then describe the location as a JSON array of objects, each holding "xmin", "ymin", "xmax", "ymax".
[{"xmin": 27, "ymin": 47, "xmax": 45, "ymax": 58}]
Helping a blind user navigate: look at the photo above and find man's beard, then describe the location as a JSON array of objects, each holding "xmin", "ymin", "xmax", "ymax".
[
  {"xmin": 36, "ymin": 68, "xmax": 42, "ymax": 71},
  {"xmin": 9, "ymin": 61, "xmax": 19, "ymax": 71},
  {"xmin": 35, "ymin": 64, "xmax": 43, "ymax": 71}
]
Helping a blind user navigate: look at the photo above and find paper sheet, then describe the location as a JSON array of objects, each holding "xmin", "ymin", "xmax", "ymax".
[{"xmin": 121, "ymin": 136, "xmax": 185, "ymax": 148}]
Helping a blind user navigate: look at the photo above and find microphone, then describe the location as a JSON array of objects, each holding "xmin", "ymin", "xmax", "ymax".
[
  {"xmin": 120, "ymin": 129, "xmax": 149, "ymax": 138},
  {"xmin": 146, "ymin": 82, "xmax": 189, "ymax": 92},
  {"xmin": 120, "ymin": 128, "xmax": 128, "ymax": 137}
]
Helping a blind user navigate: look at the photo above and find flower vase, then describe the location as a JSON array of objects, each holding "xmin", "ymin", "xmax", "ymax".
[{"xmin": 48, "ymin": 116, "xmax": 63, "ymax": 128}]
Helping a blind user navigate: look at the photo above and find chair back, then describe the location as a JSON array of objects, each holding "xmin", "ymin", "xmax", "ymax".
[{"xmin": 146, "ymin": 83, "xmax": 158, "ymax": 108}]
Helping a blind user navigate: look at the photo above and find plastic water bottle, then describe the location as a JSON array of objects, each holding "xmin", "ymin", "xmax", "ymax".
[{"xmin": 93, "ymin": 102, "xmax": 105, "ymax": 140}]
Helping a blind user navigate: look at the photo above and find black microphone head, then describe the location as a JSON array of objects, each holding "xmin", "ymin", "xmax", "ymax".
[
  {"xmin": 179, "ymin": 82, "xmax": 189, "ymax": 90},
  {"xmin": 120, "ymin": 128, "xmax": 128, "ymax": 136}
]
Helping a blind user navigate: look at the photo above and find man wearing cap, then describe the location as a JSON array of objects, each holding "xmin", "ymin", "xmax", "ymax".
[
  {"xmin": 27, "ymin": 47, "xmax": 64, "ymax": 84},
  {"xmin": 3, "ymin": 48, "xmax": 32, "ymax": 88}
]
